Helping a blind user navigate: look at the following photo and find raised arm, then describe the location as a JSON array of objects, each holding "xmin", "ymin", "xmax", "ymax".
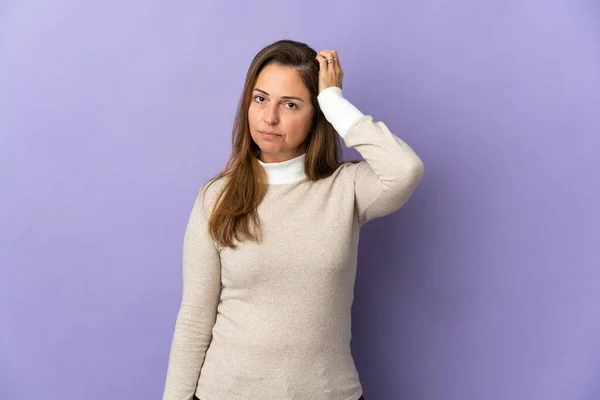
[{"xmin": 318, "ymin": 86, "xmax": 424, "ymax": 226}]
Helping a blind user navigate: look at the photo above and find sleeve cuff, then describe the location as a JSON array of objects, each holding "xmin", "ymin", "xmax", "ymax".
[{"xmin": 317, "ymin": 86, "xmax": 365, "ymax": 137}]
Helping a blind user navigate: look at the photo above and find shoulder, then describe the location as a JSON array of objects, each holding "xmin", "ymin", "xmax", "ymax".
[
  {"xmin": 196, "ymin": 175, "xmax": 230, "ymax": 216},
  {"xmin": 200, "ymin": 174, "xmax": 228, "ymax": 197}
]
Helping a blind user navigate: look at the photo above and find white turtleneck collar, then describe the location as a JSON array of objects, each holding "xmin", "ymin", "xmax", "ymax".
[{"xmin": 257, "ymin": 152, "xmax": 307, "ymax": 185}]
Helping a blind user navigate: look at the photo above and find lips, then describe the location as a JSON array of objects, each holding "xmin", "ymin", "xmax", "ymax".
[{"xmin": 261, "ymin": 131, "xmax": 281, "ymax": 138}]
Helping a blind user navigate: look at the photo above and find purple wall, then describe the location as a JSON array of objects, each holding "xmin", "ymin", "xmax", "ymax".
[{"xmin": 1, "ymin": 1, "xmax": 599, "ymax": 399}]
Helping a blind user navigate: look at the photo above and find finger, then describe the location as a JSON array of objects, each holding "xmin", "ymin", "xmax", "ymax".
[
  {"xmin": 319, "ymin": 50, "xmax": 335, "ymax": 63},
  {"xmin": 331, "ymin": 57, "xmax": 341, "ymax": 72},
  {"xmin": 330, "ymin": 51, "xmax": 341, "ymax": 69},
  {"xmin": 315, "ymin": 54, "xmax": 328, "ymax": 70},
  {"xmin": 316, "ymin": 53, "xmax": 328, "ymax": 64},
  {"xmin": 318, "ymin": 53, "xmax": 334, "ymax": 69},
  {"xmin": 327, "ymin": 50, "xmax": 338, "ymax": 62}
]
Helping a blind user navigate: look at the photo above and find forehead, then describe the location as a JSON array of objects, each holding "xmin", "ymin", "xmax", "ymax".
[{"xmin": 254, "ymin": 64, "xmax": 309, "ymax": 98}]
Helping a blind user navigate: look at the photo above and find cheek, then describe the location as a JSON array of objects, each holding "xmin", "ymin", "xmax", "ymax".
[
  {"xmin": 284, "ymin": 114, "xmax": 312, "ymax": 136},
  {"xmin": 247, "ymin": 107, "xmax": 259, "ymax": 128}
]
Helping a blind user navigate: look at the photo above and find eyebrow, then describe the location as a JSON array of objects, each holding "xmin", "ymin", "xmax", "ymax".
[{"xmin": 253, "ymin": 88, "xmax": 306, "ymax": 103}]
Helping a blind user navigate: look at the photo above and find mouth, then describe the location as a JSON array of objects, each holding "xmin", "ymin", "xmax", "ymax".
[{"xmin": 260, "ymin": 131, "xmax": 282, "ymax": 139}]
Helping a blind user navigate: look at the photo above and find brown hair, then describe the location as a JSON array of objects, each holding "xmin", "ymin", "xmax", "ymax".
[{"xmin": 203, "ymin": 39, "xmax": 360, "ymax": 250}]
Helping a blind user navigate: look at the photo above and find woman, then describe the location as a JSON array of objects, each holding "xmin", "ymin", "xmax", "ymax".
[{"xmin": 162, "ymin": 39, "xmax": 424, "ymax": 400}]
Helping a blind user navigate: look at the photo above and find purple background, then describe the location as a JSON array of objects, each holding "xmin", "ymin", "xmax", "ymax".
[{"xmin": 1, "ymin": 1, "xmax": 599, "ymax": 399}]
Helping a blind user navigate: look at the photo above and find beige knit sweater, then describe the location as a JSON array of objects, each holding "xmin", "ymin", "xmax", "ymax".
[{"xmin": 162, "ymin": 87, "xmax": 424, "ymax": 400}]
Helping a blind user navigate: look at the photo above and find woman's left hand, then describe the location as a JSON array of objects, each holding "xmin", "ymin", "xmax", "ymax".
[{"xmin": 315, "ymin": 50, "xmax": 344, "ymax": 95}]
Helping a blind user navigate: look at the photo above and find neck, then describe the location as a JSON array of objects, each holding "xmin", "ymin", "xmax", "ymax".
[{"xmin": 257, "ymin": 152, "xmax": 307, "ymax": 184}]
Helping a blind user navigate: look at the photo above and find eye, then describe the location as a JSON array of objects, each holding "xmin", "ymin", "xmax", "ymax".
[
  {"xmin": 285, "ymin": 102, "xmax": 297, "ymax": 109},
  {"xmin": 254, "ymin": 95, "xmax": 265, "ymax": 103}
]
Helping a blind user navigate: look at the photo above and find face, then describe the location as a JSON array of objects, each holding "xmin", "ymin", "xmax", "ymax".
[{"xmin": 248, "ymin": 63, "xmax": 314, "ymax": 163}]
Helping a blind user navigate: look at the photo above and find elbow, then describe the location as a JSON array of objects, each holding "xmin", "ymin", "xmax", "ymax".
[
  {"xmin": 384, "ymin": 157, "xmax": 424, "ymax": 199},
  {"xmin": 407, "ymin": 156, "xmax": 424, "ymax": 186}
]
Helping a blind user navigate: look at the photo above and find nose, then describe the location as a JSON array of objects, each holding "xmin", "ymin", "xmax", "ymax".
[{"xmin": 263, "ymin": 102, "xmax": 279, "ymax": 125}]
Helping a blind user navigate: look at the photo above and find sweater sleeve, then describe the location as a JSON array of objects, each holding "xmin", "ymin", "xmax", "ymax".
[
  {"xmin": 317, "ymin": 86, "xmax": 425, "ymax": 227},
  {"xmin": 162, "ymin": 184, "xmax": 222, "ymax": 400}
]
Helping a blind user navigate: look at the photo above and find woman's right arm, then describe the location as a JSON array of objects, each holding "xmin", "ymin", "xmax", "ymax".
[{"xmin": 162, "ymin": 184, "xmax": 222, "ymax": 400}]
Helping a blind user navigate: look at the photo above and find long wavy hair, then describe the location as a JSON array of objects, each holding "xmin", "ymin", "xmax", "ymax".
[{"xmin": 203, "ymin": 39, "xmax": 359, "ymax": 250}]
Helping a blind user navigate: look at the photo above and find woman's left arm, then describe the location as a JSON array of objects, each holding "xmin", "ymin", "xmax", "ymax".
[
  {"xmin": 315, "ymin": 50, "xmax": 424, "ymax": 226},
  {"xmin": 318, "ymin": 86, "xmax": 425, "ymax": 226}
]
